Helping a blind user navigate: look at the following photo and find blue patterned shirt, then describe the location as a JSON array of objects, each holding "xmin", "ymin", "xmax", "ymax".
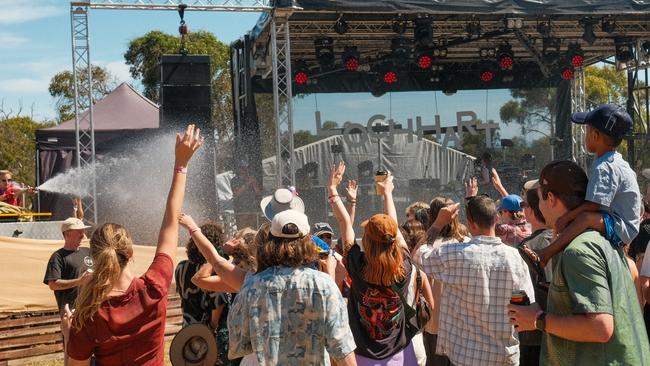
[{"xmin": 228, "ymin": 266, "xmax": 356, "ymax": 365}]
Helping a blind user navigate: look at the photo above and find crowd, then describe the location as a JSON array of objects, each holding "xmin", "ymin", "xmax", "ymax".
[{"xmin": 40, "ymin": 104, "xmax": 650, "ymax": 366}]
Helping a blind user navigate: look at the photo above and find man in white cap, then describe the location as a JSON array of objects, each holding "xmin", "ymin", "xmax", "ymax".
[{"xmin": 43, "ymin": 217, "xmax": 93, "ymax": 316}]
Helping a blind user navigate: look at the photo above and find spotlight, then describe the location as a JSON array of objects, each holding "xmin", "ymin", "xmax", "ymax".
[
  {"xmin": 537, "ymin": 21, "xmax": 551, "ymax": 37},
  {"xmin": 432, "ymin": 47, "xmax": 448, "ymax": 57},
  {"xmin": 466, "ymin": 20, "xmax": 481, "ymax": 37},
  {"xmin": 480, "ymin": 68, "xmax": 494, "ymax": 83},
  {"xmin": 416, "ymin": 53, "xmax": 433, "ymax": 69},
  {"xmin": 392, "ymin": 20, "xmax": 407, "ymax": 34},
  {"xmin": 615, "ymin": 37, "xmax": 635, "ymax": 63},
  {"xmin": 293, "ymin": 60, "xmax": 309, "ymax": 85},
  {"xmin": 391, "ymin": 37, "xmax": 410, "ymax": 59},
  {"xmin": 601, "ymin": 17, "xmax": 616, "ymax": 33},
  {"xmin": 314, "ymin": 37, "xmax": 335, "ymax": 69},
  {"xmin": 497, "ymin": 43, "xmax": 514, "ymax": 71},
  {"xmin": 334, "ymin": 18, "xmax": 349, "ymax": 35},
  {"xmin": 567, "ymin": 43, "xmax": 584, "ymax": 68},
  {"xmin": 414, "ymin": 18, "xmax": 433, "ymax": 48},
  {"xmin": 581, "ymin": 17, "xmax": 596, "ymax": 45},
  {"xmin": 542, "ymin": 37, "xmax": 561, "ymax": 56},
  {"xmin": 504, "ymin": 17, "xmax": 523, "ymax": 29},
  {"xmin": 560, "ymin": 66, "xmax": 574, "ymax": 80},
  {"xmin": 342, "ymin": 46, "xmax": 360, "ymax": 72},
  {"xmin": 442, "ymin": 74, "xmax": 457, "ymax": 95},
  {"xmin": 383, "ymin": 70, "xmax": 398, "ymax": 84},
  {"xmin": 431, "ymin": 64, "xmax": 444, "ymax": 72}
]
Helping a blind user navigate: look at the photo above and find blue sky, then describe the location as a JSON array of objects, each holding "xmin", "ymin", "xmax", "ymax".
[{"xmin": 0, "ymin": 0, "xmax": 534, "ymax": 139}]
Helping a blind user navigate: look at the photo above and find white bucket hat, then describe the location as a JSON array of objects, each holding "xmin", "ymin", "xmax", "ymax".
[{"xmin": 260, "ymin": 188, "xmax": 305, "ymax": 220}]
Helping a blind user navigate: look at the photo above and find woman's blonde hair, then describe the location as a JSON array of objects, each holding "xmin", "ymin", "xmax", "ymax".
[
  {"xmin": 73, "ymin": 223, "xmax": 133, "ymax": 329},
  {"xmin": 404, "ymin": 201, "xmax": 429, "ymax": 218},
  {"xmin": 362, "ymin": 215, "xmax": 406, "ymax": 286},
  {"xmin": 232, "ymin": 227, "xmax": 257, "ymax": 272},
  {"xmin": 429, "ymin": 196, "xmax": 468, "ymax": 242}
]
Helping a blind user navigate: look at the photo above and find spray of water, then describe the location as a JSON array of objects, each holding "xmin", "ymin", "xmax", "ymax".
[{"xmin": 39, "ymin": 131, "xmax": 220, "ymax": 244}]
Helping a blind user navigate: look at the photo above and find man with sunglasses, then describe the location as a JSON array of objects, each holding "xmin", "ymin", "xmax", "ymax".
[{"xmin": 0, "ymin": 170, "xmax": 34, "ymax": 207}]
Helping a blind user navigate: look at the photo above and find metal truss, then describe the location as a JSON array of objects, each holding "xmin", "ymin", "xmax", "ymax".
[
  {"xmin": 70, "ymin": 4, "xmax": 98, "ymax": 224},
  {"xmin": 84, "ymin": 0, "xmax": 271, "ymax": 12},
  {"xmin": 571, "ymin": 68, "xmax": 588, "ymax": 170},
  {"xmin": 271, "ymin": 16, "xmax": 295, "ymax": 188}
]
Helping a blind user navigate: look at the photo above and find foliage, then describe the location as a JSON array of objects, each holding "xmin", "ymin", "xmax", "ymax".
[
  {"xmin": 293, "ymin": 130, "xmax": 319, "ymax": 148},
  {"xmin": 48, "ymin": 66, "xmax": 118, "ymax": 122},
  {"xmin": 0, "ymin": 116, "xmax": 55, "ymax": 186}
]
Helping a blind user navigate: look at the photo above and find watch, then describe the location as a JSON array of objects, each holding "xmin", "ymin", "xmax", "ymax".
[{"xmin": 535, "ymin": 311, "xmax": 547, "ymax": 332}]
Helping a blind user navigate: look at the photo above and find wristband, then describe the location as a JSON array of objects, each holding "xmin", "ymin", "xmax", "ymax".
[
  {"xmin": 328, "ymin": 196, "xmax": 341, "ymax": 204},
  {"xmin": 189, "ymin": 226, "xmax": 201, "ymax": 235},
  {"xmin": 328, "ymin": 194, "xmax": 339, "ymax": 199},
  {"xmin": 174, "ymin": 166, "xmax": 187, "ymax": 174}
]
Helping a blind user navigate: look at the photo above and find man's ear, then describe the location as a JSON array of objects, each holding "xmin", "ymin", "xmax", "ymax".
[{"xmin": 547, "ymin": 191, "xmax": 558, "ymax": 208}]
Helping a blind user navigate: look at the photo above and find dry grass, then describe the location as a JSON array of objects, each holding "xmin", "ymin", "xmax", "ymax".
[{"xmin": 19, "ymin": 340, "xmax": 173, "ymax": 366}]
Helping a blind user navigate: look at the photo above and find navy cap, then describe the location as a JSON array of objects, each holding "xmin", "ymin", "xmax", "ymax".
[{"xmin": 571, "ymin": 104, "xmax": 632, "ymax": 139}]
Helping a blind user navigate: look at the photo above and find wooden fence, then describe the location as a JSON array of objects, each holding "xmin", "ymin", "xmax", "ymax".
[{"xmin": 0, "ymin": 295, "xmax": 182, "ymax": 366}]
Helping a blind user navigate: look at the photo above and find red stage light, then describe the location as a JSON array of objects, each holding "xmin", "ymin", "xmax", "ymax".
[
  {"xmin": 499, "ymin": 55, "xmax": 513, "ymax": 70},
  {"xmin": 571, "ymin": 54, "xmax": 584, "ymax": 68},
  {"xmin": 480, "ymin": 70, "xmax": 494, "ymax": 82},
  {"xmin": 417, "ymin": 54, "xmax": 432, "ymax": 69},
  {"xmin": 345, "ymin": 57, "xmax": 359, "ymax": 71},
  {"xmin": 294, "ymin": 71, "xmax": 309, "ymax": 85},
  {"xmin": 561, "ymin": 68, "xmax": 574, "ymax": 80},
  {"xmin": 383, "ymin": 71, "xmax": 398, "ymax": 84}
]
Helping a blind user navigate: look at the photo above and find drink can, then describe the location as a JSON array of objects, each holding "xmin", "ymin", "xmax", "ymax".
[
  {"xmin": 510, "ymin": 290, "xmax": 530, "ymax": 305},
  {"xmin": 375, "ymin": 170, "xmax": 388, "ymax": 195}
]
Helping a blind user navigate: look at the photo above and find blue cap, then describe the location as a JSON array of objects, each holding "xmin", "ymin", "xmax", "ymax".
[
  {"xmin": 571, "ymin": 104, "xmax": 632, "ymax": 139},
  {"xmin": 498, "ymin": 194, "xmax": 523, "ymax": 212}
]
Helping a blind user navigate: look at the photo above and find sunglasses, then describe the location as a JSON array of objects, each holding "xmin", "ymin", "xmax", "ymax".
[{"xmin": 1, "ymin": 179, "xmax": 11, "ymax": 183}]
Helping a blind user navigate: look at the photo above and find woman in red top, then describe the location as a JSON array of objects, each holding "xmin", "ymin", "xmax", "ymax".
[{"xmin": 63, "ymin": 125, "xmax": 204, "ymax": 366}]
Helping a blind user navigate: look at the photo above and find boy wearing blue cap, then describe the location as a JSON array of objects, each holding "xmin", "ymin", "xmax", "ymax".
[{"xmin": 533, "ymin": 104, "xmax": 642, "ymax": 266}]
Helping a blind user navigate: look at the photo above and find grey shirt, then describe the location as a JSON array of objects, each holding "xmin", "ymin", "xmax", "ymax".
[{"xmin": 586, "ymin": 151, "xmax": 641, "ymax": 244}]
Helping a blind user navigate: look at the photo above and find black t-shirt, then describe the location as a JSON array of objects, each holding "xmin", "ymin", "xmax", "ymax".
[
  {"xmin": 43, "ymin": 247, "xmax": 91, "ymax": 314},
  {"xmin": 346, "ymin": 243, "xmax": 413, "ymax": 360},
  {"xmin": 174, "ymin": 260, "xmax": 218, "ymax": 326},
  {"xmin": 629, "ymin": 218, "xmax": 650, "ymax": 261}
]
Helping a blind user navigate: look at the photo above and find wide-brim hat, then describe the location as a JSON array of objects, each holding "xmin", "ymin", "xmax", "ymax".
[
  {"xmin": 260, "ymin": 188, "xmax": 305, "ymax": 220},
  {"xmin": 170, "ymin": 324, "xmax": 217, "ymax": 366}
]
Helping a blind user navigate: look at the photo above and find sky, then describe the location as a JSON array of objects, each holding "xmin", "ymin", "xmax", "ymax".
[{"xmin": 0, "ymin": 0, "xmax": 537, "ymax": 140}]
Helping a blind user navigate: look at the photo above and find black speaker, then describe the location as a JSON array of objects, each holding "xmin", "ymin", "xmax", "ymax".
[{"xmin": 160, "ymin": 55, "xmax": 212, "ymax": 131}]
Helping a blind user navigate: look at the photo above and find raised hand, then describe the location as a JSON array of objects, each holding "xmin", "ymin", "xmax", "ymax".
[
  {"xmin": 433, "ymin": 202, "xmax": 460, "ymax": 228},
  {"xmin": 376, "ymin": 171, "xmax": 395, "ymax": 195},
  {"xmin": 465, "ymin": 177, "xmax": 478, "ymax": 198},
  {"xmin": 178, "ymin": 212, "xmax": 197, "ymax": 231},
  {"xmin": 328, "ymin": 161, "xmax": 346, "ymax": 189},
  {"xmin": 345, "ymin": 180, "xmax": 358, "ymax": 202},
  {"xmin": 175, "ymin": 124, "xmax": 205, "ymax": 167}
]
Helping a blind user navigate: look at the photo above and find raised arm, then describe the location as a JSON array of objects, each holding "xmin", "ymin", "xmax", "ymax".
[
  {"xmin": 179, "ymin": 214, "xmax": 249, "ymax": 291},
  {"xmin": 156, "ymin": 125, "xmax": 203, "ymax": 259},
  {"xmin": 192, "ymin": 263, "xmax": 239, "ymax": 293},
  {"xmin": 345, "ymin": 179, "xmax": 358, "ymax": 225},
  {"xmin": 377, "ymin": 172, "xmax": 407, "ymax": 249},
  {"xmin": 491, "ymin": 168, "xmax": 508, "ymax": 198},
  {"xmin": 327, "ymin": 162, "xmax": 355, "ymax": 251}
]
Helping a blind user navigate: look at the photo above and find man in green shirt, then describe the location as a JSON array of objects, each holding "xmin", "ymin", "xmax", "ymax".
[{"xmin": 508, "ymin": 160, "xmax": 650, "ymax": 365}]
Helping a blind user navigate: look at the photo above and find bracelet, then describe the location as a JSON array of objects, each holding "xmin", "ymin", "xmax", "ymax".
[
  {"xmin": 328, "ymin": 196, "xmax": 341, "ymax": 204},
  {"xmin": 174, "ymin": 166, "xmax": 187, "ymax": 174},
  {"xmin": 189, "ymin": 226, "xmax": 201, "ymax": 235},
  {"xmin": 348, "ymin": 199, "xmax": 357, "ymax": 204},
  {"xmin": 328, "ymin": 194, "xmax": 339, "ymax": 199}
]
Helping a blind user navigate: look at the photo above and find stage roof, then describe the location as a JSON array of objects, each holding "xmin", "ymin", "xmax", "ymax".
[{"xmin": 247, "ymin": 0, "xmax": 650, "ymax": 92}]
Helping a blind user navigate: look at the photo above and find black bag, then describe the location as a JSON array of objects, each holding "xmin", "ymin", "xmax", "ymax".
[{"xmin": 391, "ymin": 265, "xmax": 432, "ymax": 337}]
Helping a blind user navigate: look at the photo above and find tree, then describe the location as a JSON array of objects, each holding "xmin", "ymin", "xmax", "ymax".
[
  {"xmin": 48, "ymin": 66, "xmax": 118, "ymax": 122},
  {"xmin": 124, "ymin": 30, "xmax": 232, "ymax": 141},
  {"xmin": 0, "ymin": 116, "xmax": 55, "ymax": 186},
  {"xmin": 293, "ymin": 130, "xmax": 319, "ymax": 148}
]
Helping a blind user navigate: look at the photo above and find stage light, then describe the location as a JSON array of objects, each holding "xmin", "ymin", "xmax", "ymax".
[
  {"xmin": 537, "ymin": 21, "xmax": 551, "ymax": 37},
  {"xmin": 391, "ymin": 37, "xmax": 410, "ymax": 59},
  {"xmin": 293, "ymin": 60, "xmax": 309, "ymax": 85},
  {"xmin": 567, "ymin": 43, "xmax": 584, "ymax": 68},
  {"xmin": 601, "ymin": 17, "xmax": 616, "ymax": 33},
  {"xmin": 417, "ymin": 53, "xmax": 433, "ymax": 69},
  {"xmin": 504, "ymin": 17, "xmax": 523, "ymax": 30},
  {"xmin": 560, "ymin": 66, "xmax": 574, "ymax": 80},
  {"xmin": 433, "ymin": 47, "xmax": 448, "ymax": 57},
  {"xmin": 615, "ymin": 37, "xmax": 635, "ymax": 63},
  {"xmin": 392, "ymin": 20, "xmax": 407, "ymax": 34},
  {"xmin": 342, "ymin": 46, "xmax": 360, "ymax": 71},
  {"xmin": 414, "ymin": 18, "xmax": 433, "ymax": 47},
  {"xmin": 479, "ymin": 62, "xmax": 495, "ymax": 83},
  {"xmin": 431, "ymin": 64, "xmax": 444, "ymax": 72},
  {"xmin": 334, "ymin": 18, "xmax": 349, "ymax": 35},
  {"xmin": 497, "ymin": 44, "xmax": 514, "ymax": 71},
  {"xmin": 581, "ymin": 17, "xmax": 596, "ymax": 45},
  {"xmin": 314, "ymin": 37, "xmax": 335, "ymax": 69},
  {"xmin": 466, "ymin": 20, "xmax": 481, "ymax": 37},
  {"xmin": 442, "ymin": 74, "xmax": 456, "ymax": 95},
  {"xmin": 383, "ymin": 70, "xmax": 398, "ymax": 84}
]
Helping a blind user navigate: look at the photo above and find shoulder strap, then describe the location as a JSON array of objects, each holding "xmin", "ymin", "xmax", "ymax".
[{"xmin": 390, "ymin": 265, "xmax": 418, "ymax": 316}]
